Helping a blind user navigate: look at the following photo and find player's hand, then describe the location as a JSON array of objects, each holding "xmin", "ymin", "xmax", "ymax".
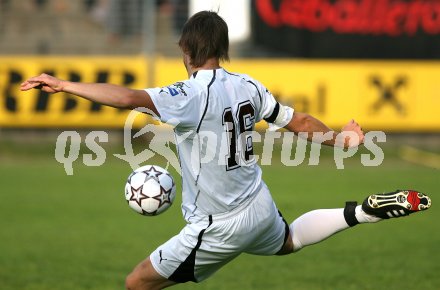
[
  {"xmin": 20, "ymin": 73, "xmax": 65, "ymax": 94},
  {"xmin": 340, "ymin": 119, "xmax": 365, "ymax": 148}
]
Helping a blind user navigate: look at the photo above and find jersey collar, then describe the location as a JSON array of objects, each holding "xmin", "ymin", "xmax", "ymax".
[{"xmin": 191, "ymin": 68, "xmax": 223, "ymax": 80}]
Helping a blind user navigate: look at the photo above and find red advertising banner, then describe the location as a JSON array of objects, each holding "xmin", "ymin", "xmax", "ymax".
[{"xmin": 253, "ymin": 0, "xmax": 440, "ymax": 59}]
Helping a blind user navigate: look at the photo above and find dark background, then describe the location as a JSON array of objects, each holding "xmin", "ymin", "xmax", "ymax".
[{"xmin": 252, "ymin": 0, "xmax": 440, "ymax": 59}]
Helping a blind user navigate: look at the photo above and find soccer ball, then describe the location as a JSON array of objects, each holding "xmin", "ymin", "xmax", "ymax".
[{"xmin": 124, "ymin": 165, "xmax": 176, "ymax": 216}]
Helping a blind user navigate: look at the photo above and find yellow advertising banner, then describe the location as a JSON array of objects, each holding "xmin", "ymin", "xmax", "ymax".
[
  {"xmin": 0, "ymin": 56, "xmax": 439, "ymax": 131},
  {"xmin": 0, "ymin": 56, "xmax": 149, "ymax": 128},
  {"xmin": 226, "ymin": 60, "xmax": 440, "ymax": 132},
  {"xmin": 156, "ymin": 58, "xmax": 440, "ymax": 132}
]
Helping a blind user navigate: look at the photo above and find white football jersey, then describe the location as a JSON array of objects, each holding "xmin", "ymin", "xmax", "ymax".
[{"xmin": 146, "ymin": 68, "xmax": 293, "ymax": 222}]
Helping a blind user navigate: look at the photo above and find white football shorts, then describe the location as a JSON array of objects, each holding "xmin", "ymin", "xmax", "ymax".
[{"xmin": 150, "ymin": 184, "xmax": 289, "ymax": 283}]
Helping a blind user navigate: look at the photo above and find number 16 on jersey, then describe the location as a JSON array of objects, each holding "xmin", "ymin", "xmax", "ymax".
[{"xmin": 222, "ymin": 101, "xmax": 256, "ymax": 171}]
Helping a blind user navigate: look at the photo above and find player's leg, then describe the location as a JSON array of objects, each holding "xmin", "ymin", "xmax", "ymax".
[
  {"xmin": 125, "ymin": 220, "xmax": 214, "ymax": 289},
  {"xmin": 279, "ymin": 189, "xmax": 431, "ymax": 253},
  {"xmin": 125, "ymin": 257, "xmax": 176, "ymax": 290},
  {"xmin": 141, "ymin": 218, "xmax": 242, "ymax": 286},
  {"xmin": 276, "ymin": 207, "xmax": 355, "ymax": 254}
]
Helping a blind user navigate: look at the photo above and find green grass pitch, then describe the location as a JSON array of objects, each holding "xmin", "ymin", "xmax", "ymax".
[{"xmin": 0, "ymin": 141, "xmax": 438, "ymax": 290}]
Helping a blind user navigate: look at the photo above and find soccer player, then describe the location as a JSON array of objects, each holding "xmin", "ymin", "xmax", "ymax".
[{"xmin": 21, "ymin": 11, "xmax": 431, "ymax": 290}]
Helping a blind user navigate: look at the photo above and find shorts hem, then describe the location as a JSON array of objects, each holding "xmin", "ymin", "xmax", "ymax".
[{"xmin": 149, "ymin": 254, "xmax": 171, "ymax": 280}]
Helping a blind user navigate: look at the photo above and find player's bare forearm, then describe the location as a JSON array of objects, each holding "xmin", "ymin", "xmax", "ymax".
[
  {"xmin": 284, "ymin": 112, "xmax": 336, "ymax": 145},
  {"xmin": 61, "ymin": 81, "xmax": 145, "ymax": 109},
  {"xmin": 20, "ymin": 73, "xmax": 158, "ymax": 115},
  {"xmin": 284, "ymin": 112, "xmax": 364, "ymax": 148}
]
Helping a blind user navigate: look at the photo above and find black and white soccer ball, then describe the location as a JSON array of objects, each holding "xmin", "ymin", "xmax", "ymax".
[{"xmin": 125, "ymin": 165, "xmax": 176, "ymax": 216}]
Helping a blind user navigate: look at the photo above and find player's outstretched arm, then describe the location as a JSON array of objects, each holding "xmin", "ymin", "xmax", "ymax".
[
  {"xmin": 20, "ymin": 73, "xmax": 159, "ymax": 115},
  {"xmin": 283, "ymin": 112, "xmax": 364, "ymax": 148}
]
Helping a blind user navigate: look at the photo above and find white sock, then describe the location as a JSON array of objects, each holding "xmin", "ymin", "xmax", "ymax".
[
  {"xmin": 290, "ymin": 209, "xmax": 349, "ymax": 252},
  {"xmin": 290, "ymin": 206, "xmax": 382, "ymax": 252},
  {"xmin": 354, "ymin": 205, "xmax": 382, "ymax": 223}
]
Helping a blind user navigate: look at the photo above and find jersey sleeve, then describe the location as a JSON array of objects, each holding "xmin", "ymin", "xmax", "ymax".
[
  {"xmin": 252, "ymin": 80, "xmax": 294, "ymax": 131},
  {"xmin": 145, "ymin": 81, "xmax": 200, "ymax": 129}
]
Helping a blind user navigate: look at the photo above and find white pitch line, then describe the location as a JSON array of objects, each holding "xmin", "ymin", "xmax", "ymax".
[{"xmin": 399, "ymin": 145, "xmax": 440, "ymax": 169}]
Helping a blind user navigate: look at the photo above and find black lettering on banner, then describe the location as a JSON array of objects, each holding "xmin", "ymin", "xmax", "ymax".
[
  {"xmin": 222, "ymin": 101, "xmax": 256, "ymax": 171},
  {"xmin": 4, "ymin": 70, "xmax": 22, "ymax": 112},
  {"xmin": 370, "ymin": 75, "xmax": 406, "ymax": 115},
  {"xmin": 35, "ymin": 70, "xmax": 55, "ymax": 112},
  {"xmin": 35, "ymin": 70, "xmax": 81, "ymax": 112},
  {"xmin": 0, "ymin": 64, "xmax": 140, "ymax": 128},
  {"xmin": 28, "ymin": 69, "xmax": 137, "ymax": 114},
  {"xmin": 272, "ymin": 84, "xmax": 326, "ymax": 114}
]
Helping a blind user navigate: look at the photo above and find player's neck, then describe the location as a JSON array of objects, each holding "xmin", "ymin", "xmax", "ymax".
[{"xmin": 187, "ymin": 58, "xmax": 221, "ymax": 77}]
